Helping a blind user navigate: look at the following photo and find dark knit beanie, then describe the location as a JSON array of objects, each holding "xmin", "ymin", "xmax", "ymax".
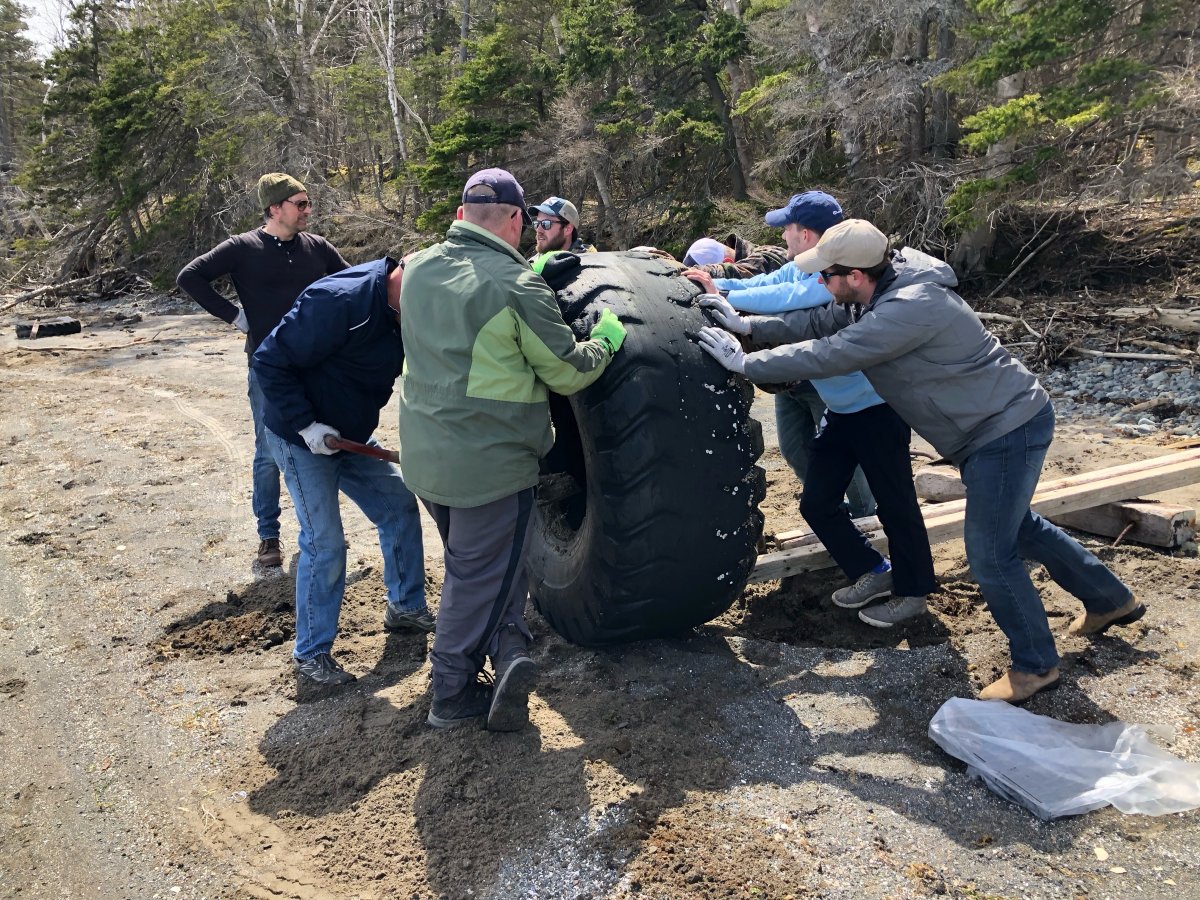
[{"xmin": 257, "ymin": 173, "xmax": 306, "ymax": 209}]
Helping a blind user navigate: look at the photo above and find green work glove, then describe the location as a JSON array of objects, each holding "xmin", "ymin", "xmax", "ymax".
[{"xmin": 590, "ymin": 308, "xmax": 626, "ymax": 355}]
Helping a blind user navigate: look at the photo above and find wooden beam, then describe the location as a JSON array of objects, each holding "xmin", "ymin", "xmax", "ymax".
[
  {"xmin": 775, "ymin": 448, "xmax": 1200, "ymax": 547},
  {"xmin": 753, "ymin": 448, "xmax": 1200, "ymax": 583},
  {"xmin": 1050, "ymin": 501, "xmax": 1195, "ymax": 549}
]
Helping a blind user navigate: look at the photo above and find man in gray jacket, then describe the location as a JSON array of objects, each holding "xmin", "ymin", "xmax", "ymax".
[{"xmin": 697, "ymin": 219, "xmax": 1144, "ymax": 704}]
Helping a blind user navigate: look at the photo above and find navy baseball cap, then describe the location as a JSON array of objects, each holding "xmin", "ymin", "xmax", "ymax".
[
  {"xmin": 463, "ymin": 168, "xmax": 532, "ymax": 224},
  {"xmin": 763, "ymin": 191, "xmax": 844, "ymax": 233}
]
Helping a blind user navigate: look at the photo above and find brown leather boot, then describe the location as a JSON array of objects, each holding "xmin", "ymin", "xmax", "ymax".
[
  {"xmin": 1068, "ymin": 598, "xmax": 1146, "ymax": 636},
  {"xmin": 256, "ymin": 537, "xmax": 283, "ymax": 568},
  {"xmin": 979, "ymin": 667, "xmax": 1060, "ymax": 704}
]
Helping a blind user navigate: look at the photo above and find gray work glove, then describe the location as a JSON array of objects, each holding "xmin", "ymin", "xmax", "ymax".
[
  {"xmin": 698, "ymin": 294, "xmax": 750, "ymax": 336},
  {"xmin": 299, "ymin": 421, "xmax": 340, "ymax": 456},
  {"xmin": 233, "ymin": 308, "xmax": 249, "ymax": 334},
  {"xmin": 697, "ymin": 326, "xmax": 746, "ymax": 374}
]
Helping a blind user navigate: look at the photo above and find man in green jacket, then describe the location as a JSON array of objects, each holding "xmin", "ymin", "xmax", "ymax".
[{"xmin": 399, "ymin": 168, "xmax": 627, "ymax": 731}]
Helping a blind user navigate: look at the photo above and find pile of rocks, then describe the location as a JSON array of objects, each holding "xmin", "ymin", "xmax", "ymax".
[{"xmin": 1031, "ymin": 356, "xmax": 1200, "ymax": 437}]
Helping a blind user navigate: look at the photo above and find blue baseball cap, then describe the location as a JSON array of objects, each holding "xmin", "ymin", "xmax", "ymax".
[
  {"xmin": 763, "ymin": 191, "xmax": 844, "ymax": 233},
  {"xmin": 463, "ymin": 168, "xmax": 532, "ymax": 224}
]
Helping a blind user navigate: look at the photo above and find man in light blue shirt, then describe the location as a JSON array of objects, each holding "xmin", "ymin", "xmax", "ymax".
[
  {"xmin": 683, "ymin": 192, "xmax": 874, "ymax": 519},
  {"xmin": 686, "ymin": 193, "xmax": 936, "ymax": 628}
]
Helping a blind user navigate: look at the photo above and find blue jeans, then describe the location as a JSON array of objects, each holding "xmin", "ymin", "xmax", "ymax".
[
  {"xmin": 247, "ymin": 366, "xmax": 281, "ymax": 541},
  {"xmin": 960, "ymin": 402, "xmax": 1133, "ymax": 673},
  {"xmin": 266, "ymin": 429, "xmax": 426, "ymax": 660},
  {"xmin": 775, "ymin": 382, "xmax": 875, "ymax": 519}
]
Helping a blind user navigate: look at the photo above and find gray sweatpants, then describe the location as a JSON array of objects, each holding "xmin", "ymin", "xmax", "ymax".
[{"xmin": 423, "ymin": 488, "xmax": 535, "ymax": 700}]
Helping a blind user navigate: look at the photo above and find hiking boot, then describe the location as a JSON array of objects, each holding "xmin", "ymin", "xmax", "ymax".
[
  {"xmin": 487, "ymin": 656, "xmax": 538, "ymax": 732},
  {"xmin": 427, "ymin": 678, "xmax": 493, "ymax": 729},
  {"xmin": 257, "ymin": 537, "xmax": 283, "ymax": 568},
  {"xmin": 858, "ymin": 595, "xmax": 927, "ymax": 628},
  {"xmin": 295, "ymin": 652, "xmax": 356, "ymax": 687},
  {"xmin": 1068, "ymin": 597, "xmax": 1146, "ymax": 636},
  {"xmin": 384, "ymin": 605, "xmax": 436, "ymax": 633},
  {"xmin": 831, "ymin": 568, "xmax": 893, "ymax": 609},
  {"xmin": 979, "ymin": 667, "xmax": 1060, "ymax": 705}
]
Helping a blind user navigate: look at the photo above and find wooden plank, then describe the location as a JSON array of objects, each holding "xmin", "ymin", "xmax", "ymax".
[
  {"xmin": 1049, "ymin": 501, "xmax": 1195, "ymax": 548},
  {"xmin": 752, "ymin": 449, "xmax": 1200, "ymax": 583},
  {"xmin": 775, "ymin": 448, "xmax": 1200, "ymax": 546}
]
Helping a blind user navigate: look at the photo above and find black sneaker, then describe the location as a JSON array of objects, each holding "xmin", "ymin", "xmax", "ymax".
[
  {"xmin": 427, "ymin": 677, "xmax": 493, "ymax": 729},
  {"xmin": 487, "ymin": 646, "xmax": 538, "ymax": 733},
  {"xmin": 295, "ymin": 652, "xmax": 356, "ymax": 687},
  {"xmin": 384, "ymin": 605, "xmax": 436, "ymax": 633},
  {"xmin": 491, "ymin": 623, "xmax": 531, "ymax": 679}
]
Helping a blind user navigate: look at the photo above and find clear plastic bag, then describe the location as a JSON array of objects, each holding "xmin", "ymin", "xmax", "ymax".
[{"xmin": 929, "ymin": 697, "xmax": 1200, "ymax": 820}]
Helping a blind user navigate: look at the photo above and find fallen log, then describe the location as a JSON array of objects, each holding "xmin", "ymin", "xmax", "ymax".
[
  {"xmin": 753, "ymin": 448, "xmax": 1200, "ymax": 582},
  {"xmin": 1107, "ymin": 307, "xmax": 1200, "ymax": 334}
]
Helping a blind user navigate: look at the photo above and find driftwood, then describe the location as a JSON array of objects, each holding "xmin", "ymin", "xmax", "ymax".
[
  {"xmin": 1067, "ymin": 347, "xmax": 1192, "ymax": 362},
  {"xmin": 0, "ymin": 269, "xmax": 139, "ymax": 313},
  {"xmin": 1107, "ymin": 307, "xmax": 1200, "ymax": 334}
]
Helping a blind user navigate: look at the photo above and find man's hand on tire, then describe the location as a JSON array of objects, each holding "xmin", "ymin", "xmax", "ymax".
[
  {"xmin": 697, "ymin": 326, "xmax": 746, "ymax": 374},
  {"xmin": 590, "ymin": 308, "xmax": 627, "ymax": 355},
  {"xmin": 697, "ymin": 294, "xmax": 750, "ymax": 336},
  {"xmin": 299, "ymin": 422, "xmax": 341, "ymax": 455},
  {"xmin": 682, "ymin": 269, "xmax": 718, "ymax": 294}
]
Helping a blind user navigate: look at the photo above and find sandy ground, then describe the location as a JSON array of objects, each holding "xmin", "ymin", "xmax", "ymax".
[{"xmin": 1, "ymin": 300, "xmax": 1198, "ymax": 899}]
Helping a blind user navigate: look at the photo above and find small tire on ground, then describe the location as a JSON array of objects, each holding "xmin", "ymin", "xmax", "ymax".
[{"xmin": 529, "ymin": 251, "xmax": 766, "ymax": 646}]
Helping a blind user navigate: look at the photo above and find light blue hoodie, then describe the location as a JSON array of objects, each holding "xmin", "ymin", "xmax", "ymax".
[{"xmin": 717, "ymin": 262, "xmax": 883, "ymax": 415}]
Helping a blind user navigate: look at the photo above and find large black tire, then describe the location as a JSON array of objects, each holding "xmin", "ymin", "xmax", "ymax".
[{"xmin": 529, "ymin": 251, "xmax": 766, "ymax": 646}]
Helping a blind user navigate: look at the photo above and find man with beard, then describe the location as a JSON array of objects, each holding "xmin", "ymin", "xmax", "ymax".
[{"xmin": 697, "ymin": 218, "xmax": 1143, "ymax": 703}]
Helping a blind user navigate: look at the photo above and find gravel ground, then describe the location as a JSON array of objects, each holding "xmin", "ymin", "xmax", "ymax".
[{"xmin": 1, "ymin": 289, "xmax": 1198, "ymax": 898}]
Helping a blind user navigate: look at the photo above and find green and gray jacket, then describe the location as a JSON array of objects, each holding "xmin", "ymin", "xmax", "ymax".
[{"xmin": 399, "ymin": 220, "xmax": 612, "ymax": 507}]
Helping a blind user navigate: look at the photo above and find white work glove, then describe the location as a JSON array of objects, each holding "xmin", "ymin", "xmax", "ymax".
[
  {"xmin": 697, "ymin": 326, "xmax": 746, "ymax": 374},
  {"xmin": 299, "ymin": 421, "xmax": 340, "ymax": 455},
  {"xmin": 232, "ymin": 308, "xmax": 249, "ymax": 334},
  {"xmin": 698, "ymin": 294, "xmax": 750, "ymax": 336}
]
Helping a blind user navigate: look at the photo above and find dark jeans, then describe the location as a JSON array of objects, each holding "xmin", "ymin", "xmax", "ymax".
[
  {"xmin": 800, "ymin": 404, "xmax": 936, "ymax": 598},
  {"xmin": 776, "ymin": 382, "xmax": 875, "ymax": 519},
  {"xmin": 961, "ymin": 402, "xmax": 1133, "ymax": 673}
]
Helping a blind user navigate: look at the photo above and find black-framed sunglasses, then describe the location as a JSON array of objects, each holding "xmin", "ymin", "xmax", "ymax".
[
  {"xmin": 820, "ymin": 266, "xmax": 853, "ymax": 280},
  {"xmin": 282, "ymin": 198, "xmax": 312, "ymax": 211},
  {"xmin": 534, "ymin": 218, "xmax": 564, "ymax": 230}
]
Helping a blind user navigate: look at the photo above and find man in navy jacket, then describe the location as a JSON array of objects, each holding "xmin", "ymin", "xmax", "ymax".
[{"xmin": 253, "ymin": 257, "xmax": 430, "ymax": 689}]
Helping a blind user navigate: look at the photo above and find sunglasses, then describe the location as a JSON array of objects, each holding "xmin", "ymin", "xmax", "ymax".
[
  {"xmin": 820, "ymin": 267, "xmax": 853, "ymax": 280},
  {"xmin": 534, "ymin": 218, "xmax": 564, "ymax": 230},
  {"xmin": 282, "ymin": 198, "xmax": 312, "ymax": 211}
]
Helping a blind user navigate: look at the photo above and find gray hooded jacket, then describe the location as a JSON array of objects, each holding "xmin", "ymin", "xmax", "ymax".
[{"xmin": 742, "ymin": 248, "xmax": 1049, "ymax": 464}]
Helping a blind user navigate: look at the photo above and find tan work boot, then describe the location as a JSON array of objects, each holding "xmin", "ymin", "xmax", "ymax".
[
  {"xmin": 979, "ymin": 667, "xmax": 1060, "ymax": 704},
  {"xmin": 1068, "ymin": 598, "xmax": 1146, "ymax": 636}
]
